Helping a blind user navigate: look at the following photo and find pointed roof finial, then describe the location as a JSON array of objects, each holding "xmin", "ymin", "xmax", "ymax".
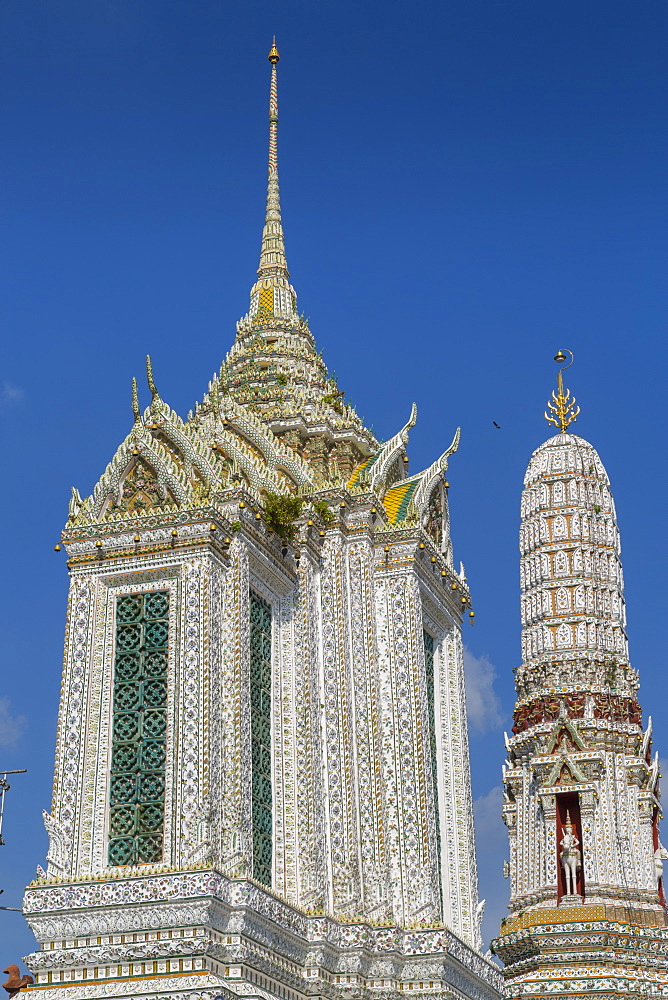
[
  {"xmin": 237, "ymin": 41, "xmax": 300, "ymax": 330},
  {"xmin": 131, "ymin": 377, "xmax": 141, "ymax": 423},
  {"xmin": 545, "ymin": 348, "xmax": 580, "ymax": 433},
  {"xmin": 209, "ymin": 375, "xmax": 221, "ymax": 419},
  {"xmin": 257, "ymin": 38, "xmax": 289, "ymax": 282},
  {"xmin": 146, "ymin": 355, "xmax": 159, "ymax": 400}
]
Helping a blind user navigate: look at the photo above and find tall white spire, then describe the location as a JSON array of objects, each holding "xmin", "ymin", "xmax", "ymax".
[
  {"xmin": 257, "ymin": 38, "xmax": 289, "ymax": 281},
  {"xmin": 240, "ymin": 39, "xmax": 299, "ymax": 329}
]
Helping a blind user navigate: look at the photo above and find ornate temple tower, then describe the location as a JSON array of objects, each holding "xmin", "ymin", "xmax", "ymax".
[
  {"xmin": 493, "ymin": 354, "xmax": 668, "ymax": 998},
  {"xmin": 21, "ymin": 44, "xmax": 502, "ymax": 1000}
]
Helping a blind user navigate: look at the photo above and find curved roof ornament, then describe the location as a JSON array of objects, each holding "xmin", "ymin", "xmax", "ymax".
[
  {"xmin": 368, "ymin": 403, "xmax": 418, "ymax": 492},
  {"xmin": 411, "ymin": 425, "xmax": 460, "ymax": 514},
  {"xmin": 145, "ymin": 354, "xmax": 174, "ymax": 424},
  {"xmin": 131, "ymin": 377, "xmax": 141, "ymax": 424},
  {"xmin": 146, "ymin": 354, "xmax": 160, "ymax": 401},
  {"xmin": 68, "ymin": 487, "xmax": 84, "ymax": 522}
]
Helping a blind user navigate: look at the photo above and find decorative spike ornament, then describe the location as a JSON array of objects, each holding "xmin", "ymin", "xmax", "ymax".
[
  {"xmin": 209, "ymin": 377, "xmax": 221, "ymax": 420},
  {"xmin": 131, "ymin": 377, "xmax": 141, "ymax": 423},
  {"xmin": 146, "ymin": 354, "xmax": 158, "ymax": 399}
]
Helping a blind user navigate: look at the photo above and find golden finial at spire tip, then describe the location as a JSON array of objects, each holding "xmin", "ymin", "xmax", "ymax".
[
  {"xmin": 544, "ymin": 348, "xmax": 580, "ymax": 433},
  {"xmin": 268, "ymin": 38, "xmax": 280, "ymax": 64}
]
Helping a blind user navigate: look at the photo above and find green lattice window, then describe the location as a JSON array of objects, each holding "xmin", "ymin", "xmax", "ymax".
[
  {"xmin": 424, "ymin": 631, "xmax": 442, "ymax": 897},
  {"xmin": 108, "ymin": 591, "xmax": 169, "ymax": 866},
  {"xmin": 250, "ymin": 590, "xmax": 272, "ymax": 886}
]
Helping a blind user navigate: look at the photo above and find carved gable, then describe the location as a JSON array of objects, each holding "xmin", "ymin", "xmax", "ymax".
[{"xmin": 106, "ymin": 457, "xmax": 178, "ymax": 516}]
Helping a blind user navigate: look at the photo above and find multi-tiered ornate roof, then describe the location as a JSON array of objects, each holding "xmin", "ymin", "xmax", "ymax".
[{"xmin": 65, "ymin": 41, "xmax": 464, "ymax": 566}]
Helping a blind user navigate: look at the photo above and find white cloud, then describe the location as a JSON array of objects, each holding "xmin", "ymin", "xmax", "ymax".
[
  {"xmin": 659, "ymin": 758, "xmax": 668, "ymax": 787},
  {"xmin": 473, "ymin": 785, "xmax": 505, "ymax": 842},
  {"xmin": 463, "ymin": 646, "xmax": 503, "ymax": 733},
  {"xmin": 1, "ymin": 381, "xmax": 24, "ymax": 405},
  {"xmin": 473, "ymin": 785, "xmax": 509, "ymax": 951},
  {"xmin": 0, "ymin": 697, "xmax": 27, "ymax": 748}
]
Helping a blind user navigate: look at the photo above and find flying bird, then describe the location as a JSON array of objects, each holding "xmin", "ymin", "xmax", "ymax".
[
  {"xmin": 493, "ymin": 421, "xmax": 501, "ymax": 429},
  {"xmin": 3, "ymin": 966, "xmax": 34, "ymax": 998}
]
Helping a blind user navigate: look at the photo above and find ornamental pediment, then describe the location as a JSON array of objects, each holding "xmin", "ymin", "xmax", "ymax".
[
  {"xmin": 103, "ymin": 456, "xmax": 179, "ymax": 516},
  {"xmin": 544, "ymin": 754, "xmax": 588, "ymax": 787},
  {"xmin": 85, "ymin": 431, "xmax": 192, "ymax": 523},
  {"xmin": 533, "ymin": 749, "xmax": 605, "ymax": 789},
  {"xmin": 546, "ymin": 716, "xmax": 586, "ymax": 753}
]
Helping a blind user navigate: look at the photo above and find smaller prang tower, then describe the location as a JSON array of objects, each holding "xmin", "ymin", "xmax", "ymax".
[{"xmin": 493, "ymin": 352, "xmax": 668, "ymax": 998}]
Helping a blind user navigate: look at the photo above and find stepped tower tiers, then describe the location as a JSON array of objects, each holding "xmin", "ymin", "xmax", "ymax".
[
  {"xmin": 222, "ymin": 39, "xmax": 376, "ymax": 471},
  {"xmin": 492, "ymin": 352, "xmax": 668, "ymax": 999},
  {"xmin": 22, "ymin": 44, "xmax": 502, "ymax": 1000}
]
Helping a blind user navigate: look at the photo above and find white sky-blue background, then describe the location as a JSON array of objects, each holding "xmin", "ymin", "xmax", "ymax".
[{"xmin": 0, "ymin": 0, "xmax": 666, "ymax": 965}]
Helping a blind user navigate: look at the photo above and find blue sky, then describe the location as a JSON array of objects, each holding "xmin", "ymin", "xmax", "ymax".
[{"xmin": 0, "ymin": 0, "xmax": 666, "ymax": 961}]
